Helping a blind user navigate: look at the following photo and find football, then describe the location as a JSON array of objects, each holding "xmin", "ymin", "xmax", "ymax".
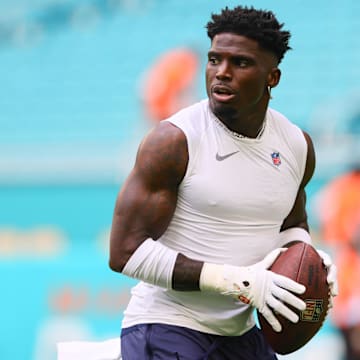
[{"xmin": 257, "ymin": 241, "xmax": 330, "ymax": 354}]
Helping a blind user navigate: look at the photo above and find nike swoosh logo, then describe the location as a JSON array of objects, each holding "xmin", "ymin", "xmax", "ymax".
[{"xmin": 216, "ymin": 151, "xmax": 239, "ymax": 161}]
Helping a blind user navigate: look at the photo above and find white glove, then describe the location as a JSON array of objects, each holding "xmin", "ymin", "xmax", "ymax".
[
  {"xmin": 200, "ymin": 248, "xmax": 306, "ymax": 332},
  {"xmin": 317, "ymin": 249, "xmax": 338, "ymax": 308}
]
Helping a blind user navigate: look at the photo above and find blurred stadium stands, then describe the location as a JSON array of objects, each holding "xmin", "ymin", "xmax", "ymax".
[{"xmin": 1, "ymin": 0, "xmax": 359, "ymax": 359}]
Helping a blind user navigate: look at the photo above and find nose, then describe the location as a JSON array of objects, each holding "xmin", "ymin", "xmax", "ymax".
[{"xmin": 216, "ymin": 60, "xmax": 232, "ymax": 81}]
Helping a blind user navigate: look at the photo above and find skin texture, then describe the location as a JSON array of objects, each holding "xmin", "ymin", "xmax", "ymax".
[{"xmin": 109, "ymin": 33, "xmax": 315, "ymax": 291}]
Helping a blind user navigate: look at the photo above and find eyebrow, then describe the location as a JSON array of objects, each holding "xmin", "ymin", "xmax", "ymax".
[
  {"xmin": 207, "ymin": 51, "xmax": 219, "ymax": 57},
  {"xmin": 207, "ymin": 51, "xmax": 255, "ymax": 61}
]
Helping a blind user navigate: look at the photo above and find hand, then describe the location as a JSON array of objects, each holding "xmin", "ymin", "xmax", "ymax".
[
  {"xmin": 316, "ymin": 249, "xmax": 338, "ymax": 308},
  {"xmin": 200, "ymin": 248, "xmax": 307, "ymax": 332}
]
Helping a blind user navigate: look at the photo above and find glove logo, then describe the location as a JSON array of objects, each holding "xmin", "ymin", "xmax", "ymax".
[
  {"xmin": 238, "ymin": 295, "xmax": 250, "ymax": 304},
  {"xmin": 300, "ymin": 299, "xmax": 324, "ymax": 322}
]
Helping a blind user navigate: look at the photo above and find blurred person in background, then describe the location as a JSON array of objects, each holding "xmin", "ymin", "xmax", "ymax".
[
  {"xmin": 109, "ymin": 6, "xmax": 337, "ymax": 359},
  {"xmin": 140, "ymin": 47, "xmax": 199, "ymax": 123},
  {"xmin": 318, "ymin": 164, "xmax": 360, "ymax": 360}
]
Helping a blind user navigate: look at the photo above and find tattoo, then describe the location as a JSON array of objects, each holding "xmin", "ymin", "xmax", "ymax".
[{"xmin": 139, "ymin": 123, "xmax": 188, "ymax": 189}]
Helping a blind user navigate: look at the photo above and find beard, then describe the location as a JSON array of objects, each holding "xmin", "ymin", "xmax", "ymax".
[{"xmin": 210, "ymin": 99, "xmax": 238, "ymax": 122}]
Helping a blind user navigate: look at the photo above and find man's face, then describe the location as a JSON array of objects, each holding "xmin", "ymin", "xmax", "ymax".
[{"xmin": 206, "ymin": 33, "xmax": 279, "ymax": 121}]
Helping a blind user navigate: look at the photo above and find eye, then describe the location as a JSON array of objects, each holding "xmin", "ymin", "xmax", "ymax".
[
  {"xmin": 232, "ymin": 55, "xmax": 256, "ymax": 68},
  {"xmin": 233, "ymin": 58, "xmax": 250, "ymax": 67},
  {"xmin": 208, "ymin": 56, "xmax": 220, "ymax": 65}
]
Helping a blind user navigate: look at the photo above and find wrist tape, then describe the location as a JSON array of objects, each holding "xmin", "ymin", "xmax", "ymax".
[{"xmin": 279, "ymin": 227, "xmax": 312, "ymax": 246}]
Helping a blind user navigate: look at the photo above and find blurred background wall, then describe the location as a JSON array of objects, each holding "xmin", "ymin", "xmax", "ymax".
[{"xmin": 1, "ymin": 0, "xmax": 359, "ymax": 359}]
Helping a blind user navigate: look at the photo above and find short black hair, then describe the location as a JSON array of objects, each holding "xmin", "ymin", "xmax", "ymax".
[{"xmin": 206, "ymin": 6, "xmax": 291, "ymax": 63}]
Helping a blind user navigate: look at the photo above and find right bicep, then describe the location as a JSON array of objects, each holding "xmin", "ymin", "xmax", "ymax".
[
  {"xmin": 113, "ymin": 167, "xmax": 178, "ymax": 241},
  {"xmin": 109, "ymin": 122, "xmax": 188, "ymax": 271}
]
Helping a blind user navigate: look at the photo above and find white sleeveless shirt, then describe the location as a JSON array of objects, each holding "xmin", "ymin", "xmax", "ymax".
[{"xmin": 122, "ymin": 99, "xmax": 307, "ymax": 336}]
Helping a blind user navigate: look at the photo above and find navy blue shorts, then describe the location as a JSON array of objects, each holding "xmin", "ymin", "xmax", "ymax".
[{"xmin": 121, "ymin": 323, "xmax": 277, "ymax": 360}]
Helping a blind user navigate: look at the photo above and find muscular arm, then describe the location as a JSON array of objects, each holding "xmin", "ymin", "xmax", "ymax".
[
  {"xmin": 280, "ymin": 131, "xmax": 316, "ymax": 232},
  {"xmin": 109, "ymin": 121, "xmax": 203, "ymax": 291}
]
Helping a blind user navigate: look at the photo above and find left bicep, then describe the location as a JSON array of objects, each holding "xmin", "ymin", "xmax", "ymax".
[
  {"xmin": 280, "ymin": 130, "xmax": 315, "ymax": 232},
  {"xmin": 281, "ymin": 187, "xmax": 309, "ymax": 231}
]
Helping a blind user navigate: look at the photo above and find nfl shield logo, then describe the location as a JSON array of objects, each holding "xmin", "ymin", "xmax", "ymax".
[
  {"xmin": 301, "ymin": 299, "xmax": 324, "ymax": 322},
  {"xmin": 271, "ymin": 152, "xmax": 281, "ymax": 166}
]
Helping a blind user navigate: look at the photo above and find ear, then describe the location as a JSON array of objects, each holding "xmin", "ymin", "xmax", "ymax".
[{"xmin": 267, "ymin": 68, "xmax": 281, "ymax": 88}]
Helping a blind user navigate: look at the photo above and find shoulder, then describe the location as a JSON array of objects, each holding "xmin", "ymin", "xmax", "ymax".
[
  {"xmin": 141, "ymin": 99, "xmax": 209, "ymax": 161},
  {"xmin": 268, "ymin": 108, "xmax": 302, "ymax": 133},
  {"xmin": 268, "ymin": 107, "xmax": 307, "ymax": 149},
  {"xmin": 137, "ymin": 100, "xmax": 210, "ymax": 186},
  {"xmin": 135, "ymin": 120, "xmax": 188, "ymax": 188},
  {"xmin": 142, "ymin": 120, "xmax": 187, "ymax": 151},
  {"xmin": 162, "ymin": 99, "xmax": 210, "ymax": 165},
  {"xmin": 165, "ymin": 99, "xmax": 210, "ymax": 134},
  {"xmin": 268, "ymin": 108, "xmax": 315, "ymax": 186}
]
